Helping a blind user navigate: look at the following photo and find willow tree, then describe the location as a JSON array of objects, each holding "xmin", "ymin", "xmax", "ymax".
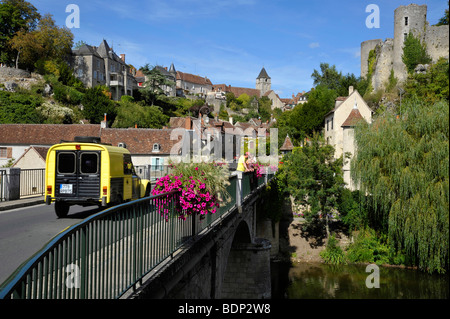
[{"xmin": 351, "ymin": 99, "xmax": 449, "ymax": 273}]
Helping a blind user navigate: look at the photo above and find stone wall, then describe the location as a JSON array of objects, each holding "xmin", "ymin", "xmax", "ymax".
[
  {"xmin": 360, "ymin": 39, "xmax": 382, "ymax": 78},
  {"xmin": 425, "ymin": 24, "xmax": 450, "ymax": 62},
  {"xmin": 371, "ymin": 38, "xmax": 394, "ymax": 92},
  {"xmin": 221, "ymin": 238, "xmax": 271, "ymax": 299},
  {"xmin": 0, "ymin": 67, "xmax": 43, "ymax": 91}
]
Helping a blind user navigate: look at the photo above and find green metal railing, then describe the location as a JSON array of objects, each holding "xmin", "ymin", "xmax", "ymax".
[{"xmin": 0, "ymin": 172, "xmax": 273, "ymax": 299}]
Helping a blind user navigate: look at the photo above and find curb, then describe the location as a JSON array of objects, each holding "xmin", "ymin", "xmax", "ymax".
[{"xmin": 0, "ymin": 196, "xmax": 45, "ymax": 212}]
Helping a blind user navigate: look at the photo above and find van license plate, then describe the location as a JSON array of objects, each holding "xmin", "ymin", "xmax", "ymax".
[{"xmin": 60, "ymin": 184, "xmax": 73, "ymax": 194}]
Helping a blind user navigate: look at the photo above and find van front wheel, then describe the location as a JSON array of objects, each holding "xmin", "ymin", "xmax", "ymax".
[{"xmin": 55, "ymin": 202, "xmax": 70, "ymax": 218}]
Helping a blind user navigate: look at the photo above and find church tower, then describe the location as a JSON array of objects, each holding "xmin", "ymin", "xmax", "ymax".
[{"xmin": 256, "ymin": 67, "xmax": 271, "ymax": 97}]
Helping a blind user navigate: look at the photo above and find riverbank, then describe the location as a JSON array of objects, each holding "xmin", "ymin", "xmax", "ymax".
[{"xmin": 278, "ymin": 217, "xmax": 351, "ymax": 264}]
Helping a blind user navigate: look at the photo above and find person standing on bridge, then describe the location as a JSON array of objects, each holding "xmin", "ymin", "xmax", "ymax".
[{"xmin": 237, "ymin": 152, "xmax": 249, "ymax": 172}]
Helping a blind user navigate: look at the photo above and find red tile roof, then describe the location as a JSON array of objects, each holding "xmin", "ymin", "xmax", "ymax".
[
  {"xmin": 176, "ymin": 71, "xmax": 212, "ymax": 86},
  {"xmin": 0, "ymin": 124, "xmax": 101, "ymax": 145},
  {"xmin": 341, "ymin": 108, "xmax": 365, "ymax": 127},
  {"xmin": 280, "ymin": 135, "xmax": 294, "ymax": 151},
  {"xmin": 0, "ymin": 124, "xmax": 183, "ymax": 155}
]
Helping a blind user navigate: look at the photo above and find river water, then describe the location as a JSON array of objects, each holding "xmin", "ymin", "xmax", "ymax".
[{"xmin": 271, "ymin": 261, "xmax": 449, "ymax": 299}]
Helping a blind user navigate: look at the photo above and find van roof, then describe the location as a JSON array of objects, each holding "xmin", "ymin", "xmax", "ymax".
[{"xmin": 48, "ymin": 142, "xmax": 131, "ymax": 154}]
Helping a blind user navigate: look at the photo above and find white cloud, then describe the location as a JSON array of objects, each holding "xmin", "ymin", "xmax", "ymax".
[{"xmin": 309, "ymin": 42, "xmax": 320, "ymax": 49}]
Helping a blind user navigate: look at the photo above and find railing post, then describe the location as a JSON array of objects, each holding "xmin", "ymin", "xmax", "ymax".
[
  {"xmin": 80, "ymin": 227, "xmax": 86, "ymax": 299},
  {"xmin": 236, "ymin": 171, "xmax": 242, "ymax": 212}
]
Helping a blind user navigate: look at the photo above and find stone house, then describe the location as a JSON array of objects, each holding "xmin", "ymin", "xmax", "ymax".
[
  {"xmin": 176, "ymin": 71, "xmax": 213, "ymax": 97},
  {"xmin": 324, "ymin": 87, "xmax": 373, "ymax": 190},
  {"xmin": 263, "ymin": 90, "xmax": 285, "ymax": 110},
  {"xmin": 71, "ymin": 40, "xmax": 137, "ymax": 100}
]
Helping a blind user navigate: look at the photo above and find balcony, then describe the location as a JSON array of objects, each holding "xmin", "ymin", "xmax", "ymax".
[{"xmin": 109, "ymin": 73, "xmax": 124, "ymax": 86}]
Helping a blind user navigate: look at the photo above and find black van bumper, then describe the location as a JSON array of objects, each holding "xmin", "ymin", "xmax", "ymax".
[{"xmin": 45, "ymin": 196, "xmax": 107, "ymax": 206}]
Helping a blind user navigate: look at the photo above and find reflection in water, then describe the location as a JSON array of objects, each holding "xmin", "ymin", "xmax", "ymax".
[{"xmin": 271, "ymin": 262, "xmax": 449, "ymax": 299}]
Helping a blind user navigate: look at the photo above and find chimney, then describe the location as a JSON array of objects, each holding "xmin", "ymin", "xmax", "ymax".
[
  {"xmin": 185, "ymin": 117, "xmax": 191, "ymax": 130},
  {"xmin": 101, "ymin": 113, "xmax": 108, "ymax": 128},
  {"xmin": 349, "ymin": 86, "xmax": 354, "ymax": 96},
  {"xmin": 229, "ymin": 116, "xmax": 233, "ymax": 125},
  {"xmin": 120, "ymin": 54, "xmax": 125, "ymax": 62}
]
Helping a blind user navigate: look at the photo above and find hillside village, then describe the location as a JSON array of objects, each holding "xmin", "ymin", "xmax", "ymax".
[{"xmin": 0, "ymin": 2, "xmax": 448, "ymax": 191}]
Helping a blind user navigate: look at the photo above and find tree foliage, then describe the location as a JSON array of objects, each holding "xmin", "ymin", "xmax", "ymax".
[
  {"xmin": 312, "ymin": 62, "xmax": 368, "ymax": 97},
  {"xmin": 351, "ymin": 99, "xmax": 449, "ymax": 273},
  {"xmin": 113, "ymin": 99, "xmax": 168, "ymax": 129},
  {"xmin": 0, "ymin": 89, "xmax": 43, "ymax": 123},
  {"xmin": 283, "ymin": 133, "xmax": 346, "ymax": 236},
  {"xmin": 404, "ymin": 57, "xmax": 449, "ymax": 104},
  {"xmin": 402, "ymin": 32, "xmax": 432, "ymax": 74},
  {"xmin": 81, "ymin": 86, "xmax": 116, "ymax": 124},
  {"xmin": 7, "ymin": 12, "xmax": 73, "ymax": 70},
  {"xmin": 0, "ymin": 0, "xmax": 40, "ymax": 65},
  {"xmin": 140, "ymin": 64, "xmax": 175, "ymax": 106}
]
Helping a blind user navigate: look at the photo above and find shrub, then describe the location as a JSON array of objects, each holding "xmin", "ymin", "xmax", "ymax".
[{"xmin": 320, "ymin": 234, "xmax": 347, "ymax": 265}]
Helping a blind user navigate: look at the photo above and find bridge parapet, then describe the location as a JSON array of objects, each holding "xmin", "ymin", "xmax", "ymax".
[{"xmin": 0, "ymin": 171, "xmax": 275, "ymax": 299}]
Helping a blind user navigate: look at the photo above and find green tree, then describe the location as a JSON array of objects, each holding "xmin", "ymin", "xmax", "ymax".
[
  {"xmin": 312, "ymin": 62, "xmax": 368, "ymax": 96},
  {"xmin": 140, "ymin": 64, "xmax": 174, "ymax": 106},
  {"xmin": 0, "ymin": 0, "xmax": 40, "ymax": 65},
  {"xmin": 0, "ymin": 90, "xmax": 43, "ymax": 123},
  {"xmin": 284, "ymin": 132, "xmax": 345, "ymax": 237},
  {"xmin": 293, "ymin": 85, "xmax": 337, "ymax": 136},
  {"xmin": 113, "ymin": 100, "xmax": 168, "ymax": 128},
  {"xmin": 8, "ymin": 28, "xmax": 42, "ymax": 69},
  {"xmin": 351, "ymin": 99, "xmax": 449, "ymax": 273},
  {"xmin": 404, "ymin": 57, "xmax": 449, "ymax": 104},
  {"xmin": 402, "ymin": 32, "xmax": 432, "ymax": 74},
  {"xmin": 81, "ymin": 86, "xmax": 116, "ymax": 124}
]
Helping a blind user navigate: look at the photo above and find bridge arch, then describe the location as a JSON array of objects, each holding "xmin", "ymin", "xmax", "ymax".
[{"xmin": 220, "ymin": 219, "xmax": 271, "ymax": 298}]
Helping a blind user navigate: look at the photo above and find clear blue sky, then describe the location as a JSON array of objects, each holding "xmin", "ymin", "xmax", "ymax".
[{"xmin": 28, "ymin": 0, "xmax": 447, "ymax": 98}]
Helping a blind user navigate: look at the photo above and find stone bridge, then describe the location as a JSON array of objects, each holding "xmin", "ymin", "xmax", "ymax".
[{"xmin": 128, "ymin": 176, "xmax": 277, "ymax": 299}]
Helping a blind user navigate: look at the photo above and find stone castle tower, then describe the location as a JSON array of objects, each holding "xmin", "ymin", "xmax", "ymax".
[
  {"xmin": 256, "ymin": 67, "xmax": 271, "ymax": 97},
  {"xmin": 361, "ymin": 4, "xmax": 449, "ymax": 91}
]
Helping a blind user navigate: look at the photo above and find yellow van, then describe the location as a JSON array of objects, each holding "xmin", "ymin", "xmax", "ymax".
[{"xmin": 45, "ymin": 137, "xmax": 151, "ymax": 218}]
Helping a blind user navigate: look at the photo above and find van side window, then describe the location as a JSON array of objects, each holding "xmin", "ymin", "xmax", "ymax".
[
  {"xmin": 57, "ymin": 152, "xmax": 76, "ymax": 174},
  {"xmin": 123, "ymin": 154, "xmax": 133, "ymax": 175},
  {"xmin": 80, "ymin": 153, "xmax": 99, "ymax": 174}
]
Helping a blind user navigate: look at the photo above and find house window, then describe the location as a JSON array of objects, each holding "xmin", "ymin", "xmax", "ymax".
[
  {"xmin": 326, "ymin": 120, "xmax": 329, "ymax": 131},
  {"xmin": 404, "ymin": 33, "xmax": 408, "ymax": 41},
  {"xmin": 405, "ymin": 17, "xmax": 408, "ymax": 26},
  {"xmin": 152, "ymin": 143, "xmax": 160, "ymax": 152},
  {"xmin": 0, "ymin": 147, "xmax": 9, "ymax": 158},
  {"xmin": 331, "ymin": 117, "xmax": 334, "ymax": 130},
  {"xmin": 151, "ymin": 157, "xmax": 164, "ymax": 171}
]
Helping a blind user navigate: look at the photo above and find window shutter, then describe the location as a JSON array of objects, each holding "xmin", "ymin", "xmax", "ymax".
[
  {"xmin": 7, "ymin": 147, "xmax": 12, "ymax": 158},
  {"xmin": 151, "ymin": 157, "xmax": 156, "ymax": 171},
  {"xmin": 160, "ymin": 158, "xmax": 164, "ymax": 171}
]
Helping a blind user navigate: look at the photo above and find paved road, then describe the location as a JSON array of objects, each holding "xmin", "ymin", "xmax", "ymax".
[{"xmin": 0, "ymin": 203, "xmax": 103, "ymax": 284}]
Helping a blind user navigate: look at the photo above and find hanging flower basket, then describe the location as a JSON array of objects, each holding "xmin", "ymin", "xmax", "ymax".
[{"xmin": 151, "ymin": 161, "xmax": 231, "ymax": 221}]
